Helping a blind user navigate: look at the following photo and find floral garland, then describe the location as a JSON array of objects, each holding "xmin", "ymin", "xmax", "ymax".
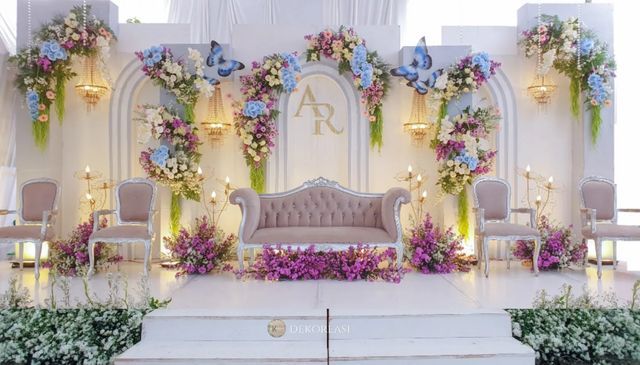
[
  {"xmin": 305, "ymin": 27, "xmax": 390, "ymax": 150},
  {"xmin": 405, "ymin": 214, "xmax": 471, "ymax": 274},
  {"xmin": 520, "ymin": 15, "xmax": 616, "ymax": 143},
  {"xmin": 513, "ymin": 216, "xmax": 587, "ymax": 271},
  {"xmin": 238, "ymin": 244, "xmax": 405, "ymax": 283},
  {"xmin": 135, "ymin": 104, "xmax": 202, "ymax": 233},
  {"xmin": 234, "ymin": 52, "xmax": 302, "ymax": 192},
  {"xmin": 10, "ymin": 6, "xmax": 116, "ymax": 150},
  {"xmin": 164, "ymin": 216, "xmax": 235, "ymax": 277},
  {"xmin": 433, "ymin": 106, "xmax": 500, "ymax": 237},
  {"xmin": 136, "ymin": 46, "xmax": 214, "ymax": 122}
]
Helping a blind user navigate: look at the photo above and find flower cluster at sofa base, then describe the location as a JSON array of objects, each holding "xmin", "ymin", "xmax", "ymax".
[
  {"xmin": 44, "ymin": 216, "xmax": 122, "ymax": 276},
  {"xmin": 433, "ymin": 106, "xmax": 500, "ymax": 237},
  {"xmin": 240, "ymin": 244, "xmax": 405, "ymax": 283},
  {"xmin": 164, "ymin": 216, "xmax": 235, "ymax": 277},
  {"xmin": 513, "ymin": 216, "xmax": 587, "ymax": 271},
  {"xmin": 405, "ymin": 214, "xmax": 470, "ymax": 274},
  {"xmin": 234, "ymin": 52, "xmax": 301, "ymax": 192}
]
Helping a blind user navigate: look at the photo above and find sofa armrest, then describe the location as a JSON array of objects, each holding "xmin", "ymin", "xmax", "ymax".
[
  {"xmin": 229, "ymin": 188, "xmax": 261, "ymax": 242},
  {"xmin": 381, "ymin": 188, "xmax": 411, "ymax": 241}
]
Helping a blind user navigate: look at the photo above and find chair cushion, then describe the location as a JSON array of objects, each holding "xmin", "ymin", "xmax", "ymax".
[
  {"xmin": 0, "ymin": 225, "xmax": 53, "ymax": 241},
  {"xmin": 246, "ymin": 226, "xmax": 393, "ymax": 244},
  {"xmin": 581, "ymin": 180, "xmax": 615, "ymax": 220},
  {"xmin": 118, "ymin": 182, "xmax": 154, "ymax": 223},
  {"xmin": 474, "ymin": 180, "xmax": 509, "ymax": 220},
  {"xmin": 90, "ymin": 225, "xmax": 151, "ymax": 241},
  {"xmin": 582, "ymin": 224, "xmax": 640, "ymax": 239},
  {"xmin": 479, "ymin": 223, "xmax": 538, "ymax": 237},
  {"xmin": 22, "ymin": 181, "xmax": 57, "ymax": 222}
]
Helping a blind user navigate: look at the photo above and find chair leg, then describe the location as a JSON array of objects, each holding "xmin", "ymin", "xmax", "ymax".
[
  {"xmin": 143, "ymin": 240, "xmax": 151, "ymax": 277},
  {"xmin": 475, "ymin": 235, "xmax": 482, "ymax": 271},
  {"xmin": 396, "ymin": 244, "xmax": 404, "ymax": 268},
  {"xmin": 595, "ymin": 238, "xmax": 603, "ymax": 279},
  {"xmin": 34, "ymin": 241, "xmax": 43, "ymax": 280},
  {"xmin": 483, "ymin": 238, "xmax": 490, "ymax": 278},
  {"xmin": 612, "ymin": 240, "xmax": 618, "ymax": 270},
  {"xmin": 506, "ymin": 241, "xmax": 511, "ymax": 270},
  {"xmin": 237, "ymin": 245, "xmax": 245, "ymax": 270},
  {"xmin": 532, "ymin": 238, "xmax": 540, "ymax": 276},
  {"xmin": 18, "ymin": 242, "xmax": 24, "ymax": 270},
  {"xmin": 88, "ymin": 240, "xmax": 96, "ymax": 277}
]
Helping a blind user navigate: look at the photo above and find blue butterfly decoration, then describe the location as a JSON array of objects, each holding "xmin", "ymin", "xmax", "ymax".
[
  {"xmin": 205, "ymin": 40, "xmax": 245, "ymax": 85},
  {"xmin": 391, "ymin": 37, "xmax": 443, "ymax": 95}
]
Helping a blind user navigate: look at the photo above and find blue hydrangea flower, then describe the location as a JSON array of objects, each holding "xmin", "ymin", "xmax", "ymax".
[
  {"xmin": 142, "ymin": 45, "xmax": 165, "ymax": 67},
  {"xmin": 39, "ymin": 41, "xmax": 67, "ymax": 61},
  {"xmin": 281, "ymin": 68, "xmax": 297, "ymax": 93},
  {"xmin": 243, "ymin": 100, "xmax": 266, "ymax": 118},
  {"xmin": 150, "ymin": 145, "xmax": 169, "ymax": 167},
  {"xmin": 580, "ymin": 38, "xmax": 594, "ymax": 55},
  {"xmin": 455, "ymin": 153, "xmax": 479, "ymax": 171},
  {"xmin": 471, "ymin": 52, "xmax": 491, "ymax": 78},
  {"xmin": 351, "ymin": 44, "xmax": 368, "ymax": 76},
  {"xmin": 360, "ymin": 62, "xmax": 374, "ymax": 89},
  {"xmin": 588, "ymin": 73, "xmax": 603, "ymax": 89},
  {"xmin": 25, "ymin": 90, "xmax": 39, "ymax": 120},
  {"xmin": 281, "ymin": 53, "xmax": 301, "ymax": 72}
]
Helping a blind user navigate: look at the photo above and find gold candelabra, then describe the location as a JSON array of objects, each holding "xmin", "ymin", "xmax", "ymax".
[
  {"xmin": 520, "ymin": 164, "xmax": 557, "ymax": 223},
  {"xmin": 74, "ymin": 165, "xmax": 110, "ymax": 214},
  {"xmin": 198, "ymin": 167, "xmax": 234, "ymax": 226},
  {"xmin": 395, "ymin": 164, "xmax": 428, "ymax": 222}
]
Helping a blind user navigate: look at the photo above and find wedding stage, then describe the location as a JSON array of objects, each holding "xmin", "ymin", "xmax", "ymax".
[{"xmin": 2, "ymin": 0, "xmax": 638, "ymax": 363}]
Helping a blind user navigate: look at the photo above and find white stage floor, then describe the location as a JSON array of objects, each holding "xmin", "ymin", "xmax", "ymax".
[{"xmin": 1, "ymin": 259, "xmax": 638, "ymax": 310}]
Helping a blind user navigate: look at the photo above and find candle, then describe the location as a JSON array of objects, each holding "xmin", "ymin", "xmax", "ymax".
[
  {"xmin": 85, "ymin": 165, "xmax": 91, "ymax": 174},
  {"xmin": 225, "ymin": 176, "xmax": 230, "ymax": 184},
  {"xmin": 85, "ymin": 193, "xmax": 93, "ymax": 201},
  {"xmin": 422, "ymin": 190, "xmax": 427, "ymax": 199},
  {"xmin": 525, "ymin": 164, "xmax": 531, "ymax": 173},
  {"xmin": 211, "ymin": 191, "xmax": 217, "ymax": 200},
  {"xmin": 548, "ymin": 176, "xmax": 554, "ymax": 184},
  {"xmin": 536, "ymin": 195, "xmax": 542, "ymax": 203},
  {"xmin": 197, "ymin": 166, "xmax": 203, "ymax": 175},
  {"xmin": 417, "ymin": 174, "xmax": 422, "ymax": 182},
  {"xmin": 407, "ymin": 165, "xmax": 413, "ymax": 174}
]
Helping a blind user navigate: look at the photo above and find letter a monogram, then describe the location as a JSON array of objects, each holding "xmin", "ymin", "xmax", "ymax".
[{"xmin": 293, "ymin": 85, "xmax": 343, "ymax": 135}]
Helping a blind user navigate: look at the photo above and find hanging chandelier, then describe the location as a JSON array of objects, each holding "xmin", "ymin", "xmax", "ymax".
[
  {"xmin": 403, "ymin": 91, "xmax": 431, "ymax": 144},
  {"xmin": 74, "ymin": 55, "xmax": 109, "ymax": 109},
  {"xmin": 528, "ymin": 75, "xmax": 557, "ymax": 105},
  {"xmin": 201, "ymin": 85, "xmax": 232, "ymax": 145}
]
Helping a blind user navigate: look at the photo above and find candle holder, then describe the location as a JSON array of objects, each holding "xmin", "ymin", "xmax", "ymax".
[
  {"xmin": 518, "ymin": 165, "xmax": 559, "ymax": 223},
  {"xmin": 74, "ymin": 165, "xmax": 109, "ymax": 215},
  {"xmin": 197, "ymin": 168, "xmax": 235, "ymax": 226},
  {"xmin": 395, "ymin": 165, "xmax": 428, "ymax": 222}
]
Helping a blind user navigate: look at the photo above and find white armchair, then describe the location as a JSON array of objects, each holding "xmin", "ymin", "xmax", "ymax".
[
  {"xmin": 579, "ymin": 176, "xmax": 640, "ymax": 279},
  {"xmin": 0, "ymin": 178, "xmax": 60, "ymax": 280},
  {"xmin": 472, "ymin": 177, "xmax": 541, "ymax": 278},
  {"xmin": 88, "ymin": 178, "xmax": 157, "ymax": 277}
]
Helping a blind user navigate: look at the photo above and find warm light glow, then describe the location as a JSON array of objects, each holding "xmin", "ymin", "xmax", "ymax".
[
  {"xmin": 85, "ymin": 165, "xmax": 91, "ymax": 174},
  {"xmin": 548, "ymin": 176, "xmax": 554, "ymax": 184},
  {"xmin": 201, "ymin": 86, "xmax": 232, "ymax": 145},
  {"xmin": 417, "ymin": 174, "xmax": 422, "ymax": 182},
  {"xmin": 85, "ymin": 193, "xmax": 93, "ymax": 201},
  {"xmin": 527, "ymin": 76, "xmax": 557, "ymax": 105},
  {"xmin": 525, "ymin": 164, "xmax": 531, "ymax": 173},
  {"xmin": 225, "ymin": 176, "xmax": 230, "ymax": 184},
  {"xmin": 211, "ymin": 191, "xmax": 217, "ymax": 199},
  {"xmin": 536, "ymin": 195, "xmax": 542, "ymax": 203},
  {"xmin": 75, "ymin": 55, "xmax": 110, "ymax": 109},
  {"xmin": 197, "ymin": 166, "xmax": 203, "ymax": 175},
  {"xmin": 422, "ymin": 190, "xmax": 427, "ymax": 199},
  {"xmin": 408, "ymin": 165, "xmax": 413, "ymax": 173},
  {"xmin": 14, "ymin": 242, "xmax": 49, "ymax": 261}
]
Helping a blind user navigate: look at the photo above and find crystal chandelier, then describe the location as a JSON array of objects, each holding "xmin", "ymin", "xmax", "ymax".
[
  {"xmin": 74, "ymin": 55, "xmax": 109, "ymax": 110},
  {"xmin": 403, "ymin": 91, "xmax": 431, "ymax": 144},
  {"xmin": 201, "ymin": 86, "xmax": 232, "ymax": 145},
  {"xmin": 528, "ymin": 76, "xmax": 557, "ymax": 105}
]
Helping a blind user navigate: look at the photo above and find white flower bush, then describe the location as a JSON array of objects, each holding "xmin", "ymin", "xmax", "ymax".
[{"xmin": 508, "ymin": 281, "xmax": 640, "ymax": 364}]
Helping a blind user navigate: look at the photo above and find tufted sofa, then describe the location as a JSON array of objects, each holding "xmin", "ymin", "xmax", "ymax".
[{"xmin": 229, "ymin": 177, "xmax": 411, "ymax": 269}]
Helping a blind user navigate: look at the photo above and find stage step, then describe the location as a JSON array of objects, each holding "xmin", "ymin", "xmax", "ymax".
[
  {"xmin": 116, "ymin": 309, "xmax": 534, "ymax": 364},
  {"xmin": 115, "ymin": 337, "xmax": 533, "ymax": 364},
  {"xmin": 138, "ymin": 308, "xmax": 513, "ymax": 341}
]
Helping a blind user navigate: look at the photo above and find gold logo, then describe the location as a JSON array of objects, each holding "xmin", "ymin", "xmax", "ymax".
[
  {"xmin": 267, "ymin": 319, "xmax": 286, "ymax": 338},
  {"xmin": 293, "ymin": 85, "xmax": 344, "ymax": 135}
]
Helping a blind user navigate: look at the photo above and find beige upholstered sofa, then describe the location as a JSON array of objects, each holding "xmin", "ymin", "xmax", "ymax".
[{"xmin": 230, "ymin": 177, "xmax": 410, "ymax": 269}]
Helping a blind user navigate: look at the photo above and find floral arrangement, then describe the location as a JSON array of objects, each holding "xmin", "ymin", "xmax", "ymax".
[
  {"xmin": 433, "ymin": 106, "xmax": 500, "ymax": 237},
  {"xmin": 164, "ymin": 216, "xmax": 235, "ymax": 277},
  {"xmin": 405, "ymin": 214, "xmax": 470, "ymax": 274},
  {"xmin": 513, "ymin": 216, "xmax": 587, "ymax": 271},
  {"xmin": 240, "ymin": 244, "xmax": 405, "ymax": 283},
  {"xmin": 305, "ymin": 27, "xmax": 390, "ymax": 150},
  {"xmin": 136, "ymin": 46, "xmax": 214, "ymax": 122},
  {"xmin": 136, "ymin": 104, "xmax": 202, "ymax": 233},
  {"xmin": 234, "ymin": 52, "xmax": 302, "ymax": 192},
  {"xmin": 44, "ymin": 215, "xmax": 122, "ymax": 276},
  {"xmin": 520, "ymin": 15, "xmax": 616, "ymax": 143},
  {"xmin": 431, "ymin": 52, "xmax": 501, "ymax": 114},
  {"xmin": 508, "ymin": 283, "xmax": 640, "ymax": 364},
  {"xmin": 10, "ymin": 6, "xmax": 116, "ymax": 149}
]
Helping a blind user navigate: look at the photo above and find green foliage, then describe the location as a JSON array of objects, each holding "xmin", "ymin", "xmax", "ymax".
[
  {"xmin": 250, "ymin": 163, "xmax": 266, "ymax": 193},
  {"xmin": 457, "ymin": 187, "xmax": 469, "ymax": 238},
  {"xmin": 170, "ymin": 193, "xmax": 181, "ymax": 235},
  {"xmin": 370, "ymin": 104, "xmax": 383, "ymax": 151}
]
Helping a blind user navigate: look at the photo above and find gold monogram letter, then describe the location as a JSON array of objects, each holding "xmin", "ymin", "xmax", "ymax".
[{"xmin": 293, "ymin": 85, "xmax": 343, "ymax": 135}]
